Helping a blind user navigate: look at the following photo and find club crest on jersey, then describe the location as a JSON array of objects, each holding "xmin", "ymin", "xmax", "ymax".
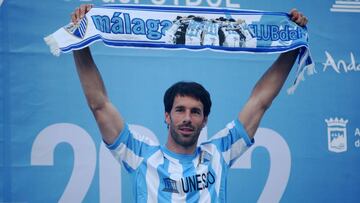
[
  {"xmin": 200, "ymin": 151, "xmax": 212, "ymax": 164},
  {"xmin": 64, "ymin": 17, "xmax": 88, "ymax": 39}
]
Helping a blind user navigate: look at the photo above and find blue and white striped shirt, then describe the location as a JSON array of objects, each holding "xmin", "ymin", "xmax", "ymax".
[{"xmin": 106, "ymin": 119, "xmax": 254, "ymax": 203}]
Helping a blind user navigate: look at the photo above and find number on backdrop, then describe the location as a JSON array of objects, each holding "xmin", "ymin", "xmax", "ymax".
[
  {"xmin": 31, "ymin": 123, "xmax": 97, "ymax": 203},
  {"xmin": 31, "ymin": 123, "xmax": 159, "ymax": 202},
  {"xmin": 232, "ymin": 128, "xmax": 291, "ymax": 203},
  {"xmin": 31, "ymin": 123, "xmax": 289, "ymax": 202}
]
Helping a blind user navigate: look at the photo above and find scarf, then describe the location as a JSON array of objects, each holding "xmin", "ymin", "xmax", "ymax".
[{"xmin": 44, "ymin": 5, "xmax": 315, "ymax": 94}]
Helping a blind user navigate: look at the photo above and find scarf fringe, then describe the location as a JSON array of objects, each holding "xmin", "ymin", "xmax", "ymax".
[
  {"xmin": 287, "ymin": 48, "xmax": 316, "ymax": 94},
  {"xmin": 287, "ymin": 63, "xmax": 316, "ymax": 94},
  {"xmin": 44, "ymin": 35, "xmax": 61, "ymax": 57}
]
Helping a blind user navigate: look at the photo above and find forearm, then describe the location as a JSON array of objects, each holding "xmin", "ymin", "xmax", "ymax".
[
  {"xmin": 239, "ymin": 8, "xmax": 307, "ymax": 138},
  {"xmin": 73, "ymin": 47, "xmax": 108, "ymax": 110},
  {"xmin": 239, "ymin": 49, "xmax": 299, "ymax": 138},
  {"xmin": 252, "ymin": 49, "xmax": 299, "ymax": 106},
  {"xmin": 70, "ymin": 5, "xmax": 124, "ymax": 145}
]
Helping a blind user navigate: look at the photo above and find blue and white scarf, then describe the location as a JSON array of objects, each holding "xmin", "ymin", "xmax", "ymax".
[{"xmin": 44, "ymin": 5, "xmax": 315, "ymax": 94}]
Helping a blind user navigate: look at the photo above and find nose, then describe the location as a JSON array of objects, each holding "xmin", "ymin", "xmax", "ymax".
[{"xmin": 182, "ymin": 111, "xmax": 191, "ymax": 124}]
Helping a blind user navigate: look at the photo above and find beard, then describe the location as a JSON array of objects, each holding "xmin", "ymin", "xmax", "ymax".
[{"xmin": 168, "ymin": 119, "xmax": 202, "ymax": 148}]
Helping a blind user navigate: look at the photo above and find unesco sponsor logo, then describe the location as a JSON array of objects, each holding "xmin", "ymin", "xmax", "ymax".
[
  {"xmin": 323, "ymin": 51, "xmax": 360, "ymax": 74},
  {"xmin": 162, "ymin": 171, "xmax": 215, "ymax": 194},
  {"xmin": 331, "ymin": 0, "xmax": 360, "ymax": 13},
  {"xmin": 325, "ymin": 117, "xmax": 360, "ymax": 153}
]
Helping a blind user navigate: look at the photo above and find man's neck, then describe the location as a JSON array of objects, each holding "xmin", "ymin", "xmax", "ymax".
[{"xmin": 166, "ymin": 141, "xmax": 197, "ymax": 155}]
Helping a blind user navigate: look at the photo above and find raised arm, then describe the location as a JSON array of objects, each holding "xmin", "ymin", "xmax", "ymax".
[
  {"xmin": 239, "ymin": 9, "xmax": 308, "ymax": 139},
  {"xmin": 72, "ymin": 5, "xmax": 124, "ymax": 145}
]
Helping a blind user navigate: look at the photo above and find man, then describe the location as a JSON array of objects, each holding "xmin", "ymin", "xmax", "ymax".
[{"xmin": 71, "ymin": 4, "xmax": 308, "ymax": 202}]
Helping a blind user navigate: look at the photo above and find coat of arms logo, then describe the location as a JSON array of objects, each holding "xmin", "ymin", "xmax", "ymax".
[{"xmin": 325, "ymin": 117, "xmax": 348, "ymax": 153}]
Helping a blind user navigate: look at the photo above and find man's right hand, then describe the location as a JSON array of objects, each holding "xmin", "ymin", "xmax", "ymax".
[{"xmin": 71, "ymin": 4, "xmax": 93, "ymax": 24}]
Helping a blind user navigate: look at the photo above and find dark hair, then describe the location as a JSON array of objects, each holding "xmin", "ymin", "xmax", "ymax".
[{"xmin": 164, "ymin": 81, "xmax": 212, "ymax": 117}]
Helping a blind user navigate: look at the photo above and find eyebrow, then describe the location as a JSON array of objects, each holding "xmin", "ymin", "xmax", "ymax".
[
  {"xmin": 191, "ymin": 107, "xmax": 202, "ymax": 112},
  {"xmin": 174, "ymin": 105, "xmax": 202, "ymax": 111}
]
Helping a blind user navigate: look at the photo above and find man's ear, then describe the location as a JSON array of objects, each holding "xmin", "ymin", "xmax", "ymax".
[
  {"xmin": 202, "ymin": 117, "xmax": 208, "ymax": 128},
  {"xmin": 165, "ymin": 112, "xmax": 171, "ymax": 125}
]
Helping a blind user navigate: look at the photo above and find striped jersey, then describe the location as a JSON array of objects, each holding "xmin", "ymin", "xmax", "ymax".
[{"xmin": 106, "ymin": 119, "xmax": 254, "ymax": 203}]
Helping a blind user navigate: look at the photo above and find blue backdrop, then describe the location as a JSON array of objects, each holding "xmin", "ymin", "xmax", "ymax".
[{"xmin": 1, "ymin": 0, "xmax": 360, "ymax": 202}]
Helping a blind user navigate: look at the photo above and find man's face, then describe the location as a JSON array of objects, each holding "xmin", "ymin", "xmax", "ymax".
[{"xmin": 165, "ymin": 95, "xmax": 207, "ymax": 148}]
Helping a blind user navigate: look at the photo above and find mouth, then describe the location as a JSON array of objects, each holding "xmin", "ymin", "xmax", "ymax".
[{"xmin": 178, "ymin": 126, "xmax": 195, "ymax": 135}]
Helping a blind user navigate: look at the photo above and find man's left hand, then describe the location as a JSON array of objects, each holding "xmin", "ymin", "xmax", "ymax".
[{"xmin": 289, "ymin": 9, "xmax": 308, "ymax": 27}]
